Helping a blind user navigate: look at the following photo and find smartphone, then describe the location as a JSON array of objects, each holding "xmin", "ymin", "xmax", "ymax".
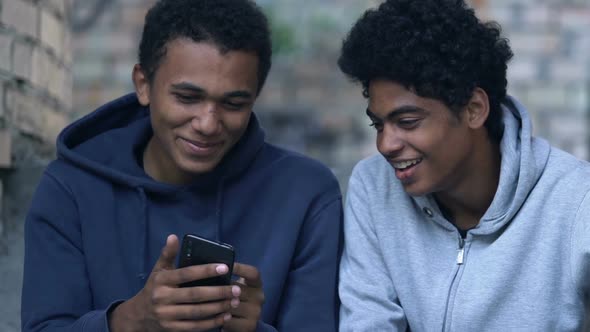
[{"xmin": 177, "ymin": 234, "xmax": 235, "ymax": 287}]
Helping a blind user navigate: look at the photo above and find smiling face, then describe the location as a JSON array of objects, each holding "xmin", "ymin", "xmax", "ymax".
[
  {"xmin": 134, "ymin": 39, "xmax": 259, "ymax": 185},
  {"xmin": 367, "ymin": 79, "xmax": 478, "ymax": 197}
]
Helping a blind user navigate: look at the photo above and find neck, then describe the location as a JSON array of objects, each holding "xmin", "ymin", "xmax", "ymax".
[{"xmin": 435, "ymin": 137, "xmax": 501, "ymax": 230}]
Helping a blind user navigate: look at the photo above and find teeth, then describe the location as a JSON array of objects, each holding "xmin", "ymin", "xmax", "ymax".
[{"xmin": 393, "ymin": 158, "xmax": 421, "ymax": 170}]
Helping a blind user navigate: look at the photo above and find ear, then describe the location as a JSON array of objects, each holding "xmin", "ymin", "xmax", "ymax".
[
  {"xmin": 465, "ymin": 87, "xmax": 490, "ymax": 129},
  {"xmin": 132, "ymin": 64, "xmax": 151, "ymax": 106}
]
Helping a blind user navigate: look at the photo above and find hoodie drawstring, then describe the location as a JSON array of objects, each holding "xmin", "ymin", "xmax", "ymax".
[{"xmin": 136, "ymin": 187, "xmax": 149, "ymax": 285}]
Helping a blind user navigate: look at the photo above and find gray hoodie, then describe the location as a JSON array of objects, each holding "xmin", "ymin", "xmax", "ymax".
[{"xmin": 339, "ymin": 97, "xmax": 590, "ymax": 331}]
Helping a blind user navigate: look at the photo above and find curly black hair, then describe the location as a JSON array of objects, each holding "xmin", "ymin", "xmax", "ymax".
[
  {"xmin": 338, "ymin": 0, "xmax": 514, "ymax": 143},
  {"xmin": 139, "ymin": 0, "xmax": 272, "ymax": 95}
]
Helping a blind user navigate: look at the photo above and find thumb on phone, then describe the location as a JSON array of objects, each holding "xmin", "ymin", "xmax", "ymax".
[{"xmin": 152, "ymin": 234, "xmax": 180, "ymax": 272}]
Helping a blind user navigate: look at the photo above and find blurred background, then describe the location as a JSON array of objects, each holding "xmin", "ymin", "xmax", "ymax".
[{"xmin": 1, "ymin": 0, "xmax": 589, "ymax": 330}]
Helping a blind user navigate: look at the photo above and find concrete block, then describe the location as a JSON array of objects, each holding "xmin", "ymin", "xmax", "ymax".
[
  {"xmin": 15, "ymin": 101, "xmax": 42, "ymax": 138},
  {"xmin": 570, "ymin": 35, "xmax": 590, "ymax": 62},
  {"xmin": 1, "ymin": 0, "xmax": 38, "ymax": 39},
  {"xmin": 31, "ymin": 49, "xmax": 70, "ymax": 100},
  {"xmin": 40, "ymin": 9, "xmax": 64, "ymax": 57},
  {"xmin": 120, "ymin": 5, "xmax": 149, "ymax": 30},
  {"xmin": 61, "ymin": 70, "xmax": 73, "ymax": 109},
  {"xmin": 507, "ymin": 57, "xmax": 538, "ymax": 81},
  {"xmin": 31, "ymin": 47, "xmax": 49, "ymax": 89},
  {"xmin": 486, "ymin": 6, "xmax": 515, "ymax": 26},
  {"xmin": 7, "ymin": 87, "xmax": 68, "ymax": 142},
  {"xmin": 0, "ymin": 93, "xmax": 4, "ymax": 123},
  {"xmin": 550, "ymin": 60, "xmax": 588, "ymax": 83},
  {"xmin": 0, "ymin": 32, "xmax": 13, "ymax": 72},
  {"xmin": 560, "ymin": 9, "xmax": 590, "ymax": 30},
  {"xmin": 11, "ymin": 40, "xmax": 34, "ymax": 81},
  {"xmin": 40, "ymin": 105, "xmax": 68, "ymax": 142},
  {"xmin": 47, "ymin": 63, "xmax": 64, "ymax": 98},
  {"xmin": 62, "ymin": 27, "xmax": 72, "ymax": 65},
  {"xmin": 524, "ymin": 84, "xmax": 569, "ymax": 111},
  {"xmin": 44, "ymin": 0, "xmax": 67, "ymax": 19},
  {"xmin": 5, "ymin": 87, "xmax": 37, "ymax": 136},
  {"xmin": 0, "ymin": 178, "xmax": 3, "ymax": 237},
  {"xmin": 522, "ymin": 5, "xmax": 553, "ymax": 27},
  {"xmin": 0, "ymin": 129, "xmax": 11, "ymax": 168},
  {"xmin": 509, "ymin": 32, "xmax": 561, "ymax": 56}
]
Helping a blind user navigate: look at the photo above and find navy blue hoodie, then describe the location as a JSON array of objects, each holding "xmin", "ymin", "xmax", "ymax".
[{"xmin": 22, "ymin": 93, "xmax": 343, "ymax": 332}]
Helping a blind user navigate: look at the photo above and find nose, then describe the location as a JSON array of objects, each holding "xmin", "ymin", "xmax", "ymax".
[
  {"xmin": 191, "ymin": 102, "xmax": 222, "ymax": 136},
  {"xmin": 377, "ymin": 125, "xmax": 404, "ymax": 157}
]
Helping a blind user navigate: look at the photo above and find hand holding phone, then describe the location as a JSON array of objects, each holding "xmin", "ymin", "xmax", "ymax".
[
  {"xmin": 108, "ymin": 235, "xmax": 239, "ymax": 332},
  {"xmin": 222, "ymin": 263, "xmax": 265, "ymax": 332},
  {"xmin": 177, "ymin": 234, "xmax": 236, "ymax": 287}
]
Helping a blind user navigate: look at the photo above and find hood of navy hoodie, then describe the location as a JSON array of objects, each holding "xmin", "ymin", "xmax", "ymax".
[
  {"xmin": 58, "ymin": 93, "xmax": 265, "ymax": 192},
  {"xmin": 56, "ymin": 92, "xmax": 265, "ymax": 281}
]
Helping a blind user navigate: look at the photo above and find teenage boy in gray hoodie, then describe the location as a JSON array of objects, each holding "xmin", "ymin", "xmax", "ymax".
[{"xmin": 337, "ymin": 0, "xmax": 590, "ymax": 330}]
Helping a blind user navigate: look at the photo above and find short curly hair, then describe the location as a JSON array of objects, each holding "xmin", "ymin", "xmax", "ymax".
[
  {"xmin": 139, "ymin": 0, "xmax": 272, "ymax": 95},
  {"xmin": 338, "ymin": 0, "xmax": 513, "ymax": 143}
]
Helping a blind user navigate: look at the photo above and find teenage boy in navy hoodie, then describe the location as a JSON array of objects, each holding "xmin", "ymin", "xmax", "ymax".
[
  {"xmin": 21, "ymin": 1, "xmax": 342, "ymax": 331},
  {"xmin": 337, "ymin": 0, "xmax": 590, "ymax": 331}
]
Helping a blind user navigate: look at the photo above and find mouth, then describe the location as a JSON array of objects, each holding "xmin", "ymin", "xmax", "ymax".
[
  {"xmin": 179, "ymin": 137, "xmax": 223, "ymax": 156},
  {"xmin": 183, "ymin": 138, "xmax": 222, "ymax": 148},
  {"xmin": 391, "ymin": 158, "xmax": 423, "ymax": 170},
  {"xmin": 389, "ymin": 157, "xmax": 423, "ymax": 182}
]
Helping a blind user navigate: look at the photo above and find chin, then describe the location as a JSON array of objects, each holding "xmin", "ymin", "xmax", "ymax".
[
  {"xmin": 185, "ymin": 163, "xmax": 218, "ymax": 175},
  {"xmin": 176, "ymin": 158, "xmax": 219, "ymax": 175},
  {"xmin": 402, "ymin": 183, "xmax": 432, "ymax": 197}
]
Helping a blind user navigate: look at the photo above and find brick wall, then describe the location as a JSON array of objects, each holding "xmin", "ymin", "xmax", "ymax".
[
  {"xmin": 0, "ymin": 0, "xmax": 72, "ymax": 237},
  {"xmin": 471, "ymin": 0, "xmax": 590, "ymax": 160}
]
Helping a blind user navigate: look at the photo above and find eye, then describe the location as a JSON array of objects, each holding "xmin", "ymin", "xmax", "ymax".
[
  {"xmin": 174, "ymin": 93, "xmax": 202, "ymax": 104},
  {"xmin": 369, "ymin": 121, "xmax": 384, "ymax": 132},
  {"xmin": 398, "ymin": 118, "xmax": 420, "ymax": 129},
  {"xmin": 223, "ymin": 100, "xmax": 248, "ymax": 111}
]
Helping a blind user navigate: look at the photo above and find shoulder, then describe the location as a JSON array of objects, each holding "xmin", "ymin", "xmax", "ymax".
[
  {"xmin": 349, "ymin": 154, "xmax": 402, "ymax": 193},
  {"xmin": 43, "ymin": 157, "xmax": 104, "ymax": 195},
  {"xmin": 544, "ymin": 144, "xmax": 590, "ymax": 194},
  {"xmin": 44, "ymin": 159, "xmax": 79, "ymax": 189},
  {"xmin": 257, "ymin": 143, "xmax": 340, "ymax": 189},
  {"xmin": 529, "ymin": 142, "xmax": 590, "ymax": 218},
  {"xmin": 351, "ymin": 154, "xmax": 391, "ymax": 178}
]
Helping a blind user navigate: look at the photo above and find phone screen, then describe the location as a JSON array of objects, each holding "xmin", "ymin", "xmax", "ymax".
[{"xmin": 177, "ymin": 234, "xmax": 235, "ymax": 287}]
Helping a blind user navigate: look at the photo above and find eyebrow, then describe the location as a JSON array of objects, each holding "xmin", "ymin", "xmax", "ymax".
[
  {"xmin": 171, "ymin": 82, "xmax": 254, "ymax": 99},
  {"xmin": 366, "ymin": 105, "xmax": 427, "ymax": 121}
]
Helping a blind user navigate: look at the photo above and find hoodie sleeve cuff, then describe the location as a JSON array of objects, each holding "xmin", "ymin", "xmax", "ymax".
[
  {"xmin": 103, "ymin": 299, "xmax": 126, "ymax": 332},
  {"xmin": 256, "ymin": 320, "xmax": 278, "ymax": 332}
]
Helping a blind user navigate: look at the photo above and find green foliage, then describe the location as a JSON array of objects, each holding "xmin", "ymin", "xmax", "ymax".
[{"xmin": 261, "ymin": 5, "xmax": 297, "ymax": 56}]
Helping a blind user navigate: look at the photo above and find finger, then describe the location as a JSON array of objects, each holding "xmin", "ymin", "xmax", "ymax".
[
  {"xmin": 229, "ymin": 301, "xmax": 261, "ymax": 319},
  {"xmin": 230, "ymin": 282, "xmax": 264, "ymax": 303},
  {"xmin": 170, "ymin": 285, "xmax": 241, "ymax": 304},
  {"xmin": 152, "ymin": 234, "xmax": 180, "ymax": 272},
  {"xmin": 160, "ymin": 312, "xmax": 231, "ymax": 332},
  {"xmin": 160, "ymin": 263, "xmax": 230, "ymax": 286},
  {"xmin": 156, "ymin": 301, "xmax": 232, "ymax": 321},
  {"xmin": 232, "ymin": 263, "xmax": 262, "ymax": 288},
  {"xmin": 222, "ymin": 316, "xmax": 255, "ymax": 332}
]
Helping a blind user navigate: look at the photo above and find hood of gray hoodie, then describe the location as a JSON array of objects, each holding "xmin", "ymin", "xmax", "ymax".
[{"xmin": 415, "ymin": 96, "xmax": 551, "ymax": 235}]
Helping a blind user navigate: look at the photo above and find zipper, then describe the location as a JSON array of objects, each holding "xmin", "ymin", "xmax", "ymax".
[
  {"xmin": 442, "ymin": 234, "xmax": 468, "ymax": 332},
  {"xmin": 456, "ymin": 237, "xmax": 465, "ymax": 264}
]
